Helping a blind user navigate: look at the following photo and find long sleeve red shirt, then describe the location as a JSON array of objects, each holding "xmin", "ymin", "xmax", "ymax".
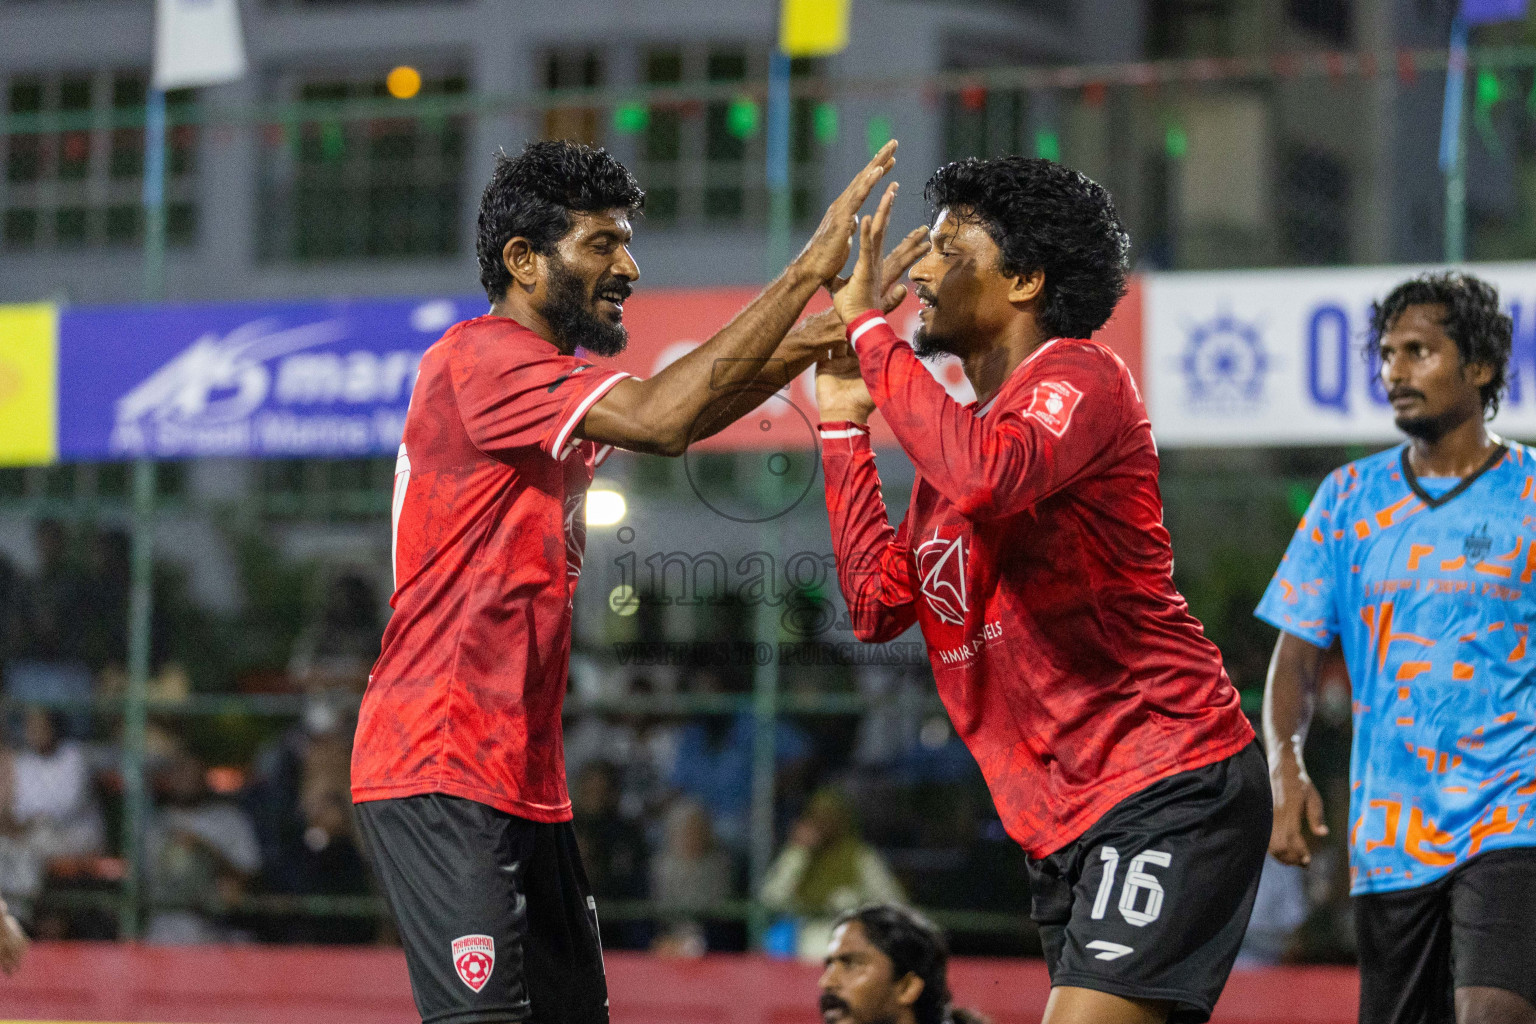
[{"xmin": 821, "ymin": 311, "xmax": 1254, "ymax": 856}]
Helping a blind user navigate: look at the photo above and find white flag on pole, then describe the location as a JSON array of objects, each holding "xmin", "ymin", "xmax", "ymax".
[{"xmin": 153, "ymin": 0, "xmax": 247, "ymax": 91}]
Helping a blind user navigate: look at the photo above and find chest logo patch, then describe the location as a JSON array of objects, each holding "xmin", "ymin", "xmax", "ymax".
[
  {"xmin": 452, "ymin": 934, "xmax": 495, "ymax": 992},
  {"xmin": 1463, "ymin": 524, "xmax": 1492, "ymax": 560},
  {"xmin": 916, "ymin": 528, "xmax": 969, "ymax": 626},
  {"xmin": 1024, "ymin": 380, "xmax": 1084, "ymax": 437}
]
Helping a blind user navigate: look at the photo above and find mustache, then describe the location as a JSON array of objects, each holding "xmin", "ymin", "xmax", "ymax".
[
  {"xmin": 916, "ymin": 286, "xmax": 938, "ymax": 306},
  {"xmin": 595, "ymin": 279, "xmax": 633, "ymax": 302},
  {"xmin": 1388, "ymin": 387, "xmax": 1425, "ymax": 402},
  {"xmin": 820, "ymin": 993, "xmax": 850, "ymax": 1017}
]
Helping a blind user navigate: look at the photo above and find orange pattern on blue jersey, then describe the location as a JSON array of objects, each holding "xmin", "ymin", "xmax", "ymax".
[{"xmin": 1257, "ymin": 442, "xmax": 1536, "ymax": 894}]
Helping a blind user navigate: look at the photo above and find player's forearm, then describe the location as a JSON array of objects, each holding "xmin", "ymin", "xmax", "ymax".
[
  {"xmin": 685, "ymin": 331, "xmax": 829, "ymax": 442},
  {"xmin": 616, "ymin": 263, "xmax": 824, "ymax": 453},
  {"xmin": 821, "ymin": 429, "xmax": 916, "ymax": 642},
  {"xmin": 1263, "ymin": 632, "xmax": 1324, "ymax": 773}
]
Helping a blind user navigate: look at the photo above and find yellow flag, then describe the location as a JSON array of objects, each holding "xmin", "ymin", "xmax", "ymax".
[
  {"xmin": 779, "ymin": 0, "xmax": 853, "ymax": 56},
  {"xmin": 0, "ymin": 304, "xmax": 59, "ymax": 467}
]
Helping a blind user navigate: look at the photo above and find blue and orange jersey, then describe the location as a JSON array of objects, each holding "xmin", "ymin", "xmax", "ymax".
[{"xmin": 1257, "ymin": 440, "xmax": 1536, "ymax": 894}]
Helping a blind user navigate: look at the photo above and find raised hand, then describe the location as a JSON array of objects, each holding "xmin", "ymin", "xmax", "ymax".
[
  {"xmin": 831, "ymin": 180, "xmax": 899, "ymax": 324},
  {"xmin": 832, "ymin": 225, "xmax": 928, "ymax": 310},
  {"xmin": 874, "ymin": 226, "xmax": 932, "ymax": 312},
  {"xmin": 795, "ymin": 141, "xmax": 897, "ymax": 285}
]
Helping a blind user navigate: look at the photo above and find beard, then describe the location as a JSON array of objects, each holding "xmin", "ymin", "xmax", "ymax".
[
  {"xmin": 539, "ymin": 256, "xmax": 630, "ymax": 357},
  {"xmin": 1395, "ymin": 408, "xmax": 1462, "ymax": 443},
  {"xmin": 912, "ymin": 323, "xmax": 963, "ymax": 360}
]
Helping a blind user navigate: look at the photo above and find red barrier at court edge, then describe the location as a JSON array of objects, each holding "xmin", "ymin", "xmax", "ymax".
[{"xmin": 0, "ymin": 943, "xmax": 1354, "ymax": 1024}]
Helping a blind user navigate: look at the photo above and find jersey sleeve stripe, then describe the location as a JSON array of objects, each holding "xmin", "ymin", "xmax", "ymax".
[
  {"xmin": 848, "ymin": 314, "xmax": 888, "ymax": 352},
  {"xmin": 549, "ymin": 371, "xmax": 631, "ymax": 461}
]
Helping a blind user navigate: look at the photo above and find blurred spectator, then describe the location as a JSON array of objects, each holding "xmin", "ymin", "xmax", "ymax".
[
  {"xmin": 566, "ymin": 675, "xmax": 684, "ymax": 849},
  {"xmin": 5, "ymin": 522, "xmax": 94, "ymax": 722},
  {"xmin": 649, "ymin": 799, "xmax": 733, "ymax": 956},
  {"xmin": 571, "ymin": 761, "xmax": 647, "ymax": 901},
  {"xmin": 669, "ymin": 671, "xmax": 813, "ymax": 851},
  {"xmin": 760, "ymin": 786, "xmax": 905, "ymax": 961},
  {"xmin": 0, "ymin": 552, "xmax": 24, "ymax": 669},
  {"xmin": 288, "ymin": 571, "xmax": 383, "ymax": 693},
  {"xmin": 0, "ymin": 709, "xmax": 105, "ymax": 917},
  {"xmin": 79, "ymin": 529, "xmax": 131, "ymax": 677},
  {"xmin": 246, "ymin": 695, "xmax": 371, "ymax": 941},
  {"xmin": 1237, "ymin": 855, "xmax": 1309, "ymax": 966},
  {"xmin": 145, "ymin": 749, "xmax": 260, "ymax": 944},
  {"xmin": 20, "ymin": 519, "xmax": 85, "ymax": 665},
  {"xmin": 0, "ymin": 894, "xmax": 25, "ymax": 975}
]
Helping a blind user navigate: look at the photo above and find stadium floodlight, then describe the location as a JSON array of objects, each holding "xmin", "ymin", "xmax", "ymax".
[
  {"xmin": 586, "ymin": 488, "xmax": 627, "ymax": 527},
  {"xmin": 386, "ymin": 65, "xmax": 422, "ymax": 100}
]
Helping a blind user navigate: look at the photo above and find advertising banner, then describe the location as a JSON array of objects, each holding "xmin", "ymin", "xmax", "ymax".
[
  {"xmin": 0, "ymin": 304, "xmax": 58, "ymax": 467},
  {"xmin": 1144, "ymin": 263, "xmax": 1536, "ymax": 446},
  {"xmin": 49, "ymin": 280, "xmax": 1144, "ymax": 462},
  {"xmin": 58, "ymin": 297, "xmax": 486, "ymax": 462}
]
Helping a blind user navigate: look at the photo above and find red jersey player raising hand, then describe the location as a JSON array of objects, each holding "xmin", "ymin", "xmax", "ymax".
[
  {"xmin": 813, "ymin": 156, "xmax": 1268, "ymax": 1024},
  {"xmin": 351, "ymin": 139, "xmax": 922, "ymax": 1024}
]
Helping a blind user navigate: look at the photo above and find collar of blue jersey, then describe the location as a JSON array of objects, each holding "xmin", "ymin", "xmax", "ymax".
[{"xmin": 1399, "ymin": 439, "xmax": 1507, "ymax": 510}]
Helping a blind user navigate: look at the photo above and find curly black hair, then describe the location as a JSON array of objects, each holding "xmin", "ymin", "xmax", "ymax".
[
  {"xmin": 476, "ymin": 141, "xmax": 645, "ymax": 301},
  {"xmin": 833, "ymin": 904, "xmax": 990, "ymax": 1024},
  {"xmin": 1368, "ymin": 271, "xmax": 1512, "ymax": 417},
  {"xmin": 924, "ymin": 156, "xmax": 1129, "ymax": 339}
]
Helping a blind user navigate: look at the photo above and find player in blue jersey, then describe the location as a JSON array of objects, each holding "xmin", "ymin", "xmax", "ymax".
[{"xmin": 1257, "ymin": 271, "xmax": 1535, "ymax": 1024}]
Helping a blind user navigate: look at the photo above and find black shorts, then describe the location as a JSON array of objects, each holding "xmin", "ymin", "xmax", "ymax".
[
  {"xmin": 1355, "ymin": 846, "xmax": 1536, "ymax": 1024},
  {"xmin": 1027, "ymin": 742, "xmax": 1271, "ymax": 1023},
  {"xmin": 355, "ymin": 794, "xmax": 608, "ymax": 1024}
]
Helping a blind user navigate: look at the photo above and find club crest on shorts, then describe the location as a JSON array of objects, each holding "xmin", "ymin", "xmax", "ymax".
[{"xmin": 451, "ymin": 934, "xmax": 495, "ymax": 992}]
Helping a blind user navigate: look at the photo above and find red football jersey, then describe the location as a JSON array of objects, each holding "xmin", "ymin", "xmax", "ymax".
[
  {"xmin": 822, "ymin": 311, "xmax": 1254, "ymax": 856},
  {"xmin": 351, "ymin": 315, "xmax": 629, "ymax": 822}
]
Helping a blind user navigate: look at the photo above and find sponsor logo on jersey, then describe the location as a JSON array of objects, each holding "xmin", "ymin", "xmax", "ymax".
[
  {"xmin": 1024, "ymin": 380, "xmax": 1084, "ymax": 437},
  {"xmin": 451, "ymin": 933, "xmax": 495, "ymax": 992},
  {"xmin": 1463, "ymin": 523, "xmax": 1492, "ymax": 559},
  {"xmin": 916, "ymin": 527, "xmax": 968, "ymax": 625}
]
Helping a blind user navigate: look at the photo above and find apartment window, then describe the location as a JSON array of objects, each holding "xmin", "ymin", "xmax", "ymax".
[
  {"xmin": 637, "ymin": 45, "xmax": 825, "ymax": 229},
  {"xmin": 1147, "ymin": 0, "xmax": 1243, "ymax": 58},
  {"xmin": 258, "ymin": 66, "xmax": 467, "ymax": 263},
  {"xmin": 542, "ymin": 49, "xmax": 604, "ymax": 145},
  {"xmin": 943, "ymin": 88, "xmax": 1029, "ymax": 163},
  {"xmin": 1278, "ymin": 145, "xmax": 1350, "ymax": 265},
  {"xmin": 1287, "ymin": 0, "xmax": 1352, "ymax": 46},
  {"xmin": 3, "ymin": 71, "xmax": 197, "ymax": 251}
]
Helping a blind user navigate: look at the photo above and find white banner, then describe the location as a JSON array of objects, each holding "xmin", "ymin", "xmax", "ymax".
[
  {"xmin": 153, "ymin": 0, "xmax": 247, "ymax": 91},
  {"xmin": 1144, "ymin": 262, "xmax": 1536, "ymax": 447}
]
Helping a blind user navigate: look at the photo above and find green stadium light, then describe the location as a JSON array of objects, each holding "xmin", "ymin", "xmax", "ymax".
[
  {"xmin": 1034, "ymin": 129, "xmax": 1060, "ymax": 162},
  {"xmin": 1475, "ymin": 71, "xmax": 1503, "ymax": 153},
  {"xmin": 1164, "ymin": 123, "xmax": 1188, "ymax": 160},
  {"xmin": 726, "ymin": 96, "xmax": 761, "ymax": 139},
  {"xmin": 1476, "ymin": 69, "xmax": 1501, "ymax": 110},
  {"xmin": 613, "ymin": 102, "xmax": 650, "ymax": 135},
  {"xmin": 866, "ymin": 115, "xmax": 893, "ymax": 158},
  {"xmin": 813, "ymin": 101, "xmax": 839, "ymax": 145},
  {"xmin": 321, "ymin": 122, "xmax": 345, "ymax": 162}
]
